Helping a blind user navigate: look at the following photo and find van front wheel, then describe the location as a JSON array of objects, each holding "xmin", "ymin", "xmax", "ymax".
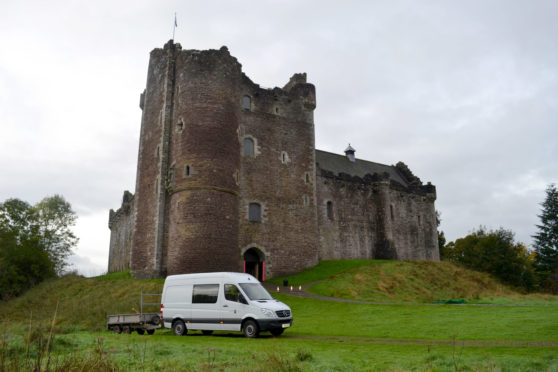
[
  {"xmin": 172, "ymin": 320, "xmax": 187, "ymax": 336},
  {"xmin": 243, "ymin": 320, "xmax": 259, "ymax": 338}
]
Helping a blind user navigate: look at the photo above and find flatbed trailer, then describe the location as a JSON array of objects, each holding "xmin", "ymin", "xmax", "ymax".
[
  {"xmin": 107, "ymin": 313, "xmax": 161, "ymax": 334},
  {"xmin": 106, "ymin": 292, "xmax": 161, "ymax": 335}
]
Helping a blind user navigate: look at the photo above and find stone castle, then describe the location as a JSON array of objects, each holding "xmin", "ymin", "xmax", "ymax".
[{"xmin": 108, "ymin": 40, "xmax": 439, "ymax": 280}]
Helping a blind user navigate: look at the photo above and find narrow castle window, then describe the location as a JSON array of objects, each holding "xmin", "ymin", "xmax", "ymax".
[
  {"xmin": 184, "ymin": 165, "xmax": 191, "ymax": 177},
  {"xmin": 326, "ymin": 201, "xmax": 333, "ymax": 220},
  {"xmin": 281, "ymin": 151, "xmax": 289, "ymax": 164},
  {"xmin": 242, "ymin": 95, "xmax": 251, "ymax": 110},
  {"xmin": 418, "ymin": 215, "xmax": 421, "ymax": 226},
  {"xmin": 155, "ymin": 145, "xmax": 160, "ymax": 159},
  {"xmin": 243, "ymin": 138, "xmax": 254, "ymax": 157},
  {"xmin": 390, "ymin": 205, "xmax": 395, "ymax": 221},
  {"xmin": 177, "ymin": 119, "xmax": 184, "ymax": 132},
  {"xmin": 249, "ymin": 203, "xmax": 261, "ymax": 222},
  {"xmin": 275, "ymin": 107, "xmax": 279, "ymax": 114},
  {"xmin": 305, "ymin": 173, "xmax": 310, "ymax": 183}
]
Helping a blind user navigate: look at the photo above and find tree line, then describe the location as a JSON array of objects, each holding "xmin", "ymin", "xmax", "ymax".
[
  {"xmin": 439, "ymin": 184, "xmax": 558, "ymax": 292},
  {"xmin": 0, "ymin": 195, "xmax": 78, "ymax": 300}
]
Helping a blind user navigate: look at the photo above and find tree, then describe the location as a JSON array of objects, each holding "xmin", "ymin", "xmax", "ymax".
[
  {"xmin": 0, "ymin": 195, "xmax": 78, "ymax": 298},
  {"xmin": 34, "ymin": 195, "xmax": 78, "ymax": 274},
  {"xmin": 444, "ymin": 227, "xmax": 535, "ymax": 290},
  {"xmin": 533, "ymin": 184, "xmax": 558, "ymax": 291}
]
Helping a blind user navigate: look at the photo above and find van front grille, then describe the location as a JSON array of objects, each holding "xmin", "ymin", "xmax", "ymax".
[{"xmin": 276, "ymin": 310, "xmax": 291, "ymax": 318}]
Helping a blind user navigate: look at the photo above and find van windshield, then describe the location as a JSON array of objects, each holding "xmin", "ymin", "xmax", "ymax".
[{"xmin": 239, "ymin": 283, "xmax": 273, "ymax": 301}]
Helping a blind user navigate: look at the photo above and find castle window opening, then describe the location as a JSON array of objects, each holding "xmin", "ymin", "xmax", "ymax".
[
  {"xmin": 281, "ymin": 151, "xmax": 288, "ymax": 164},
  {"xmin": 418, "ymin": 215, "xmax": 421, "ymax": 226},
  {"xmin": 184, "ymin": 165, "xmax": 191, "ymax": 177},
  {"xmin": 390, "ymin": 205, "xmax": 395, "ymax": 221},
  {"xmin": 326, "ymin": 201, "xmax": 333, "ymax": 220},
  {"xmin": 305, "ymin": 173, "xmax": 310, "ymax": 183},
  {"xmin": 248, "ymin": 203, "xmax": 261, "ymax": 222},
  {"xmin": 243, "ymin": 138, "xmax": 254, "ymax": 157},
  {"xmin": 242, "ymin": 95, "xmax": 251, "ymax": 110},
  {"xmin": 275, "ymin": 107, "xmax": 279, "ymax": 114},
  {"xmin": 177, "ymin": 119, "xmax": 184, "ymax": 132}
]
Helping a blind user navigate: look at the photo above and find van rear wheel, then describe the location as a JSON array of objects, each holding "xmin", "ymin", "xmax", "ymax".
[
  {"xmin": 172, "ymin": 320, "xmax": 187, "ymax": 336},
  {"xmin": 243, "ymin": 320, "xmax": 259, "ymax": 338}
]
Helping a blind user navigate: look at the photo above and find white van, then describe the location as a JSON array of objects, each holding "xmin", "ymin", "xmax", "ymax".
[{"xmin": 160, "ymin": 272, "xmax": 293, "ymax": 338}]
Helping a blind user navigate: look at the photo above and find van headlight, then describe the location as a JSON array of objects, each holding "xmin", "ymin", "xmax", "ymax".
[{"xmin": 260, "ymin": 308, "xmax": 275, "ymax": 318}]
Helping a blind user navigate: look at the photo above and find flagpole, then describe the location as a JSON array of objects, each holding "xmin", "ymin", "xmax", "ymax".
[{"xmin": 172, "ymin": 12, "xmax": 177, "ymax": 41}]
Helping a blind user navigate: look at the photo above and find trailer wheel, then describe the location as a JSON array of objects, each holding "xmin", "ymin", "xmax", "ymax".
[
  {"xmin": 172, "ymin": 320, "xmax": 187, "ymax": 336},
  {"xmin": 136, "ymin": 329, "xmax": 145, "ymax": 335},
  {"xmin": 112, "ymin": 325, "xmax": 122, "ymax": 334},
  {"xmin": 122, "ymin": 326, "xmax": 131, "ymax": 334},
  {"xmin": 202, "ymin": 330, "xmax": 213, "ymax": 336},
  {"xmin": 243, "ymin": 320, "xmax": 259, "ymax": 338},
  {"xmin": 151, "ymin": 315, "xmax": 161, "ymax": 326},
  {"xmin": 147, "ymin": 329, "xmax": 155, "ymax": 335}
]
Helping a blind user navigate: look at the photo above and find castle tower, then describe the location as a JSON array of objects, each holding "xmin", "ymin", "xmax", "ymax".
[
  {"xmin": 165, "ymin": 45, "xmax": 242, "ymax": 276},
  {"xmin": 130, "ymin": 41, "xmax": 242, "ymax": 278}
]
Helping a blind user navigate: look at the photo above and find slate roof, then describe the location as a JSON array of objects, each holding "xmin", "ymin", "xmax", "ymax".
[{"xmin": 315, "ymin": 149, "xmax": 408, "ymax": 186}]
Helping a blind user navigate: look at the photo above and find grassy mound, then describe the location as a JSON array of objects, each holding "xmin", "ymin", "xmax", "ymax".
[
  {"xmin": 303, "ymin": 260, "xmax": 557, "ymax": 304},
  {"xmin": 0, "ymin": 271, "xmax": 164, "ymax": 331}
]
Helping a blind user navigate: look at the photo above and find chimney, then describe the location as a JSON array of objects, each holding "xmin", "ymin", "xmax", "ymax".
[{"xmin": 344, "ymin": 144, "xmax": 356, "ymax": 162}]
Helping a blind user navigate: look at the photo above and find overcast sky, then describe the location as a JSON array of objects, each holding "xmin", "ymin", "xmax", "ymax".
[{"xmin": 1, "ymin": 1, "xmax": 556, "ymax": 276}]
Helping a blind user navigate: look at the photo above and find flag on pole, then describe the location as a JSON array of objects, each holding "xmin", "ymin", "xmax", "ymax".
[{"xmin": 172, "ymin": 12, "xmax": 177, "ymax": 40}]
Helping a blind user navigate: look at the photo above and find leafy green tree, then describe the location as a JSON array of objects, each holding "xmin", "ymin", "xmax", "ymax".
[
  {"xmin": 533, "ymin": 184, "xmax": 558, "ymax": 291},
  {"xmin": 0, "ymin": 195, "xmax": 78, "ymax": 298},
  {"xmin": 0, "ymin": 229, "xmax": 55, "ymax": 299},
  {"xmin": 34, "ymin": 195, "xmax": 78, "ymax": 274},
  {"xmin": 444, "ymin": 227, "xmax": 535, "ymax": 290}
]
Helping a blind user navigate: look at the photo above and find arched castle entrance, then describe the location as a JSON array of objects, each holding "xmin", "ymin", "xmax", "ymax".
[{"xmin": 243, "ymin": 248, "xmax": 265, "ymax": 281}]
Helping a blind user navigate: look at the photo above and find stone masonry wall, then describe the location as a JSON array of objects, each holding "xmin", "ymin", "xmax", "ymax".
[
  {"xmin": 316, "ymin": 170, "xmax": 439, "ymax": 261},
  {"xmin": 238, "ymin": 73, "xmax": 319, "ymax": 277},
  {"xmin": 108, "ymin": 191, "xmax": 135, "ymax": 272}
]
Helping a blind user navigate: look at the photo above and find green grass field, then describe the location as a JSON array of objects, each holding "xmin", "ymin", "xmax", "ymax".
[{"xmin": 1, "ymin": 261, "xmax": 557, "ymax": 371}]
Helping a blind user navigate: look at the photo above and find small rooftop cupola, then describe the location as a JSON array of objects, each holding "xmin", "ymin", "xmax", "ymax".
[{"xmin": 344, "ymin": 144, "xmax": 356, "ymax": 162}]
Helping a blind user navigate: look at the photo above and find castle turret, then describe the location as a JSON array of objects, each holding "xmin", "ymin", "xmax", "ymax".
[{"xmin": 165, "ymin": 46, "xmax": 242, "ymax": 275}]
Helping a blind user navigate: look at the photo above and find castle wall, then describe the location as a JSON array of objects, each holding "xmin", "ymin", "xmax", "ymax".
[
  {"xmin": 389, "ymin": 186, "xmax": 439, "ymax": 260},
  {"xmin": 108, "ymin": 191, "xmax": 135, "ymax": 272},
  {"xmin": 238, "ymin": 75, "xmax": 319, "ymax": 277},
  {"xmin": 316, "ymin": 174, "xmax": 378, "ymax": 260},
  {"xmin": 316, "ymin": 172, "xmax": 439, "ymax": 261}
]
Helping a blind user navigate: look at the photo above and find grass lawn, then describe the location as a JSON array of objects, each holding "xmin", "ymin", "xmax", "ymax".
[{"xmin": 1, "ymin": 264, "xmax": 557, "ymax": 370}]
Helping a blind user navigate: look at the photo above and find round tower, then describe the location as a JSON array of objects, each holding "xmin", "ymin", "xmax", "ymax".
[{"xmin": 165, "ymin": 46, "xmax": 242, "ymax": 275}]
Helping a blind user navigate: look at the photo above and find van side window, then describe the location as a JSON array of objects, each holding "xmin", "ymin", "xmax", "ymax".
[
  {"xmin": 224, "ymin": 284, "xmax": 247, "ymax": 304},
  {"xmin": 192, "ymin": 284, "xmax": 219, "ymax": 304}
]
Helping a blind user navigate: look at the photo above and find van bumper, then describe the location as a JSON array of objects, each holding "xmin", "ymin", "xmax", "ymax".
[{"xmin": 257, "ymin": 318, "xmax": 293, "ymax": 331}]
